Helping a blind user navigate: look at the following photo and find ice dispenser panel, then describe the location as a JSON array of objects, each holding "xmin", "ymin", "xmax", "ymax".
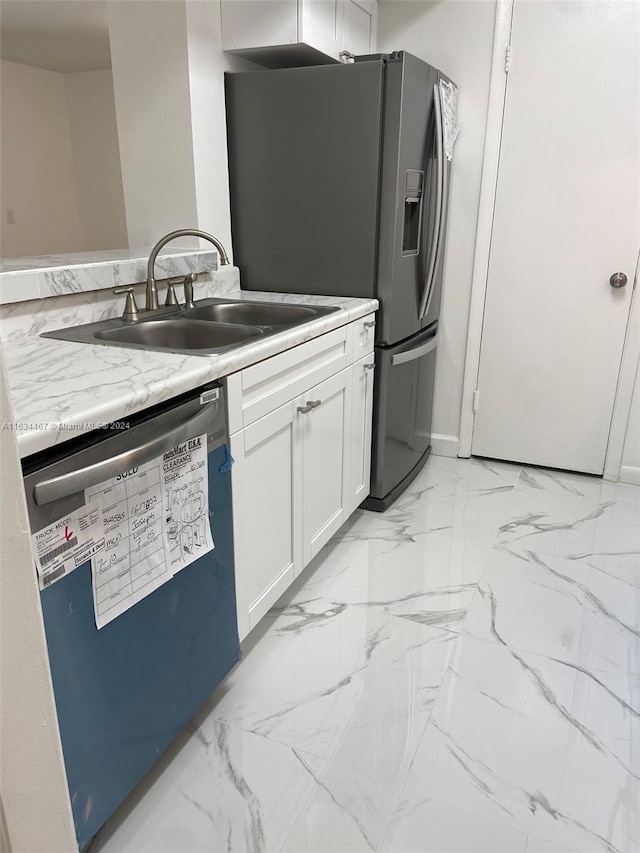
[{"xmin": 402, "ymin": 169, "xmax": 424, "ymax": 255}]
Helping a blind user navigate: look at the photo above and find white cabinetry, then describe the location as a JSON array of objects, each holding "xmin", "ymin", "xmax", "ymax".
[
  {"xmin": 230, "ymin": 401, "xmax": 302, "ymax": 638},
  {"xmin": 342, "ymin": 0, "xmax": 377, "ymax": 57},
  {"xmin": 299, "ymin": 0, "xmax": 344, "ymax": 61},
  {"xmin": 298, "ymin": 368, "xmax": 349, "ymax": 564},
  {"xmin": 221, "ymin": 0, "xmax": 377, "ymax": 67},
  {"xmin": 348, "ymin": 354, "xmax": 375, "ymax": 515},
  {"xmin": 228, "ymin": 316, "xmax": 375, "ymax": 640}
]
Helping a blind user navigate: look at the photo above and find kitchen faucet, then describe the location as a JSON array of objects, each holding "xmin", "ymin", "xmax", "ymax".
[{"xmin": 145, "ymin": 229, "xmax": 230, "ymax": 311}]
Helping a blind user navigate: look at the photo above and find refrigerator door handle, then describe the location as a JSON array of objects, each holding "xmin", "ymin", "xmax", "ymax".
[
  {"xmin": 33, "ymin": 404, "xmax": 215, "ymax": 506},
  {"xmin": 391, "ymin": 334, "xmax": 438, "ymax": 366},
  {"xmin": 419, "ymin": 83, "xmax": 446, "ymax": 320},
  {"xmin": 425, "ymin": 156, "xmax": 450, "ymax": 319}
]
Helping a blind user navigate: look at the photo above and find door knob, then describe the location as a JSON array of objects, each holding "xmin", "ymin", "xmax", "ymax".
[{"xmin": 610, "ymin": 272, "xmax": 627, "ymax": 289}]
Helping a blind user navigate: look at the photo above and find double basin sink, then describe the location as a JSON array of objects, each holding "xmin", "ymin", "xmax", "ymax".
[{"xmin": 42, "ymin": 298, "xmax": 340, "ymax": 356}]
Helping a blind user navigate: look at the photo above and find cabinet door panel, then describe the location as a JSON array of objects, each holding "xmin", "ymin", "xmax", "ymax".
[
  {"xmin": 231, "ymin": 402, "xmax": 301, "ymax": 639},
  {"xmin": 299, "ymin": 370, "xmax": 349, "ymax": 565},
  {"xmin": 221, "ymin": 0, "xmax": 298, "ymax": 50},
  {"xmin": 299, "ymin": 0, "xmax": 344, "ymax": 60},
  {"xmin": 348, "ymin": 355, "xmax": 375, "ymax": 514},
  {"xmin": 343, "ymin": 0, "xmax": 373, "ymax": 55}
]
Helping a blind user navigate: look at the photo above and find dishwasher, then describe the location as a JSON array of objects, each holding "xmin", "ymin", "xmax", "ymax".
[{"xmin": 22, "ymin": 381, "xmax": 241, "ymax": 851}]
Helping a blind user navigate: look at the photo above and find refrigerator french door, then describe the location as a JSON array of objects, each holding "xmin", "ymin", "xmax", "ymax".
[{"xmin": 225, "ymin": 51, "xmax": 455, "ymax": 509}]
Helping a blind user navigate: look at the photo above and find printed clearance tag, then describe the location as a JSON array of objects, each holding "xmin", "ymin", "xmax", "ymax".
[
  {"xmin": 84, "ymin": 433, "xmax": 214, "ymax": 629},
  {"xmin": 32, "ymin": 501, "xmax": 105, "ymax": 590},
  {"xmin": 162, "ymin": 433, "xmax": 215, "ymax": 573},
  {"xmin": 86, "ymin": 458, "xmax": 173, "ymax": 629}
]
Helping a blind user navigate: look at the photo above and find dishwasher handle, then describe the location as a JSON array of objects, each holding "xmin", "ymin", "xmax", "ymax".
[{"xmin": 33, "ymin": 404, "xmax": 214, "ymax": 506}]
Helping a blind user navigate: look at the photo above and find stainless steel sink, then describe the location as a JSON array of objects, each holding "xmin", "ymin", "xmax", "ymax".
[
  {"xmin": 182, "ymin": 301, "xmax": 320, "ymax": 326},
  {"xmin": 42, "ymin": 315, "xmax": 264, "ymax": 356},
  {"xmin": 95, "ymin": 319, "xmax": 262, "ymax": 351},
  {"xmin": 41, "ymin": 297, "xmax": 340, "ymax": 356}
]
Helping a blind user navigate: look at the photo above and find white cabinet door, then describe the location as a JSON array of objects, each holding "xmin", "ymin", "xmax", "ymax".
[
  {"xmin": 220, "ymin": 0, "xmax": 298, "ymax": 50},
  {"xmin": 342, "ymin": 0, "xmax": 376, "ymax": 55},
  {"xmin": 298, "ymin": 369, "xmax": 349, "ymax": 566},
  {"xmin": 347, "ymin": 355, "xmax": 375, "ymax": 514},
  {"xmin": 222, "ymin": 0, "xmax": 376, "ymax": 64},
  {"xmin": 230, "ymin": 401, "xmax": 302, "ymax": 640},
  {"xmin": 299, "ymin": 0, "xmax": 344, "ymax": 61}
]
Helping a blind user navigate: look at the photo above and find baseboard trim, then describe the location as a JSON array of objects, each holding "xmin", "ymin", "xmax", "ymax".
[
  {"xmin": 619, "ymin": 465, "xmax": 640, "ymax": 486},
  {"xmin": 430, "ymin": 433, "xmax": 460, "ymax": 458}
]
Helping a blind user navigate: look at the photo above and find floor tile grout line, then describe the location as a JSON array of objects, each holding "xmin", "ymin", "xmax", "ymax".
[
  {"xmin": 459, "ymin": 616, "xmax": 640, "ymax": 684},
  {"xmin": 483, "ymin": 540, "xmax": 640, "ymax": 616},
  {"xmin": 574, "ymin": 562, "xmax": 640, "ymax": 592},
  {"xmin": 454, "ymin": 630, "xmax": 640, "ymax": 723},
  {"xmin": 344, "ymin": 599, "xmax": 475, "ymax": 640},
  {"xmin": 375, "ymin": 775, "xmax": 406, "ymax": 853},
  {"xmin": 381, "ymin": 781, "xmax": 585, "ymax": 853},
  {"xmin": 210, "ymin": 689, "xmax": 422, "ymax": 791},
  {"xmin": 375, "ymin": 627, "xmax": 469, "ymax": 851},
  {"xmin": 375, "ymin": 483, "xmax": 515, "ymax": 829},
  {"xmin": 489, "ymin": 541, "xmax": 640, "ymax": 593},
  {"xmin": 199, "ymin": 715, "xmax": 405, "ymax": 853}
]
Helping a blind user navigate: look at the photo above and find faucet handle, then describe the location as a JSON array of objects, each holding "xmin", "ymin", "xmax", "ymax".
[
  {"xmin": 113, "ymin": 286, "xmax": 139, "ymax": 323},
  {"xmin": 165, "ymin": 279, "xmax": 181, "ymax": 308}
]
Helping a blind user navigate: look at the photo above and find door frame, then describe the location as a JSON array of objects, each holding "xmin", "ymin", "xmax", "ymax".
[{"xmin": 458, "ymin": 0, "xmax": 640, "ymax": 482}]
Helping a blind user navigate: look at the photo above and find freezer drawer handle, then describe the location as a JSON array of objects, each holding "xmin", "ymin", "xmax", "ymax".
[
  {"xmin": 33, "ymin": 403, "xmax": 215, "ymax": 506},
  {"xmin": 391, "ymin": 336, "xmax": 438, "ymax": 367},
  {"xmin": 363, "ymin": 321, "xmax": 376, "ymax": 329},
  {"xmin": 364, "ymin": 362, "xmax": 375, "ymax": 370},
  {"xmin": 297, "ymin": 400, "xmax": 322, "ymax": 415}
]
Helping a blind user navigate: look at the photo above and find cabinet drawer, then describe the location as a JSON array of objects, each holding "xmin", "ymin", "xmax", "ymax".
[
  {"xmin": 349, "ymin": 313, "xmax": 376, "ymax": 362},
  {"xmin": 240, "ymin": 326, "xmax": 349, "ymax": 426}
]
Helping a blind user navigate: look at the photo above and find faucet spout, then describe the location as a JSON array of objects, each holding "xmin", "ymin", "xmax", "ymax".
[{"xmin": 146, "ymin": 229, "xmax": 230, "ymax": 311}]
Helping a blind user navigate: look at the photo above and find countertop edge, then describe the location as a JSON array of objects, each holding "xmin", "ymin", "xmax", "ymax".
[{"xmin": 6, "ymin": 293, "xmax": 378, "ymax": 459}]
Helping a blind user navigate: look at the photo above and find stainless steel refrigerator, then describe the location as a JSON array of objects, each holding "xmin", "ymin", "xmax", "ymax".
[{"xmin": 225, "ymin": 51, "xmax": 457, "ymax": 511}]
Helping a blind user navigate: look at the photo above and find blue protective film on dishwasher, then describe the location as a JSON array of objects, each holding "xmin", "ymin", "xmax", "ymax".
[
  {"xmin": 39, "ymin": 442, "xmax": 240, "ymax": 850},
  {"xmin": 218, "ymin": 444, "xmax": 235, "ymax": 473}
]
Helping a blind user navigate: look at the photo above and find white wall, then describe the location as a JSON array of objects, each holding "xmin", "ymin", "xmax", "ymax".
[
  {"xmin": 185, "ymin": 0, "xmax": 260, "ymax": 260},
  {"xmin": 0, "ymin": 60, "xmax": 128, "ymax": 259},
  {"xmin": 378, "ymin": 0, "xmax": 497, "ymax": 453},
  {"xmin": 620, "ymin": 358, "xmax": 640, "ymax": 483},
  {"xmin": 65, "ymin": 69, "xmax": 128, "ymax": 252},
  {"xmin": 108, "ymin": 1, "xmax": 199, "ymax": 249},
  {"xmin": 0, "ymin": 345, "xmax": 77, "ymax": 852},
  {"xmin": 0, "ymin": 59, "xmax": 83, "ymax": 258},
  {"xmin": 108, "ymin": 0, "xmax": 258, "ymax": 255}
]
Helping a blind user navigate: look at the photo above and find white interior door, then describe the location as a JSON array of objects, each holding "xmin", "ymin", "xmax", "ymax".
[{"xmin": 472, "ymin": 0, "xmax": 639, "ymax": 474}]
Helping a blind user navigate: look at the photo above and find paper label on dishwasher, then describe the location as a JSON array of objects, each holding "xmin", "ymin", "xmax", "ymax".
[
  {"xmin": 85, "ymin": 458, "xmax": 173, "ymax": 629},
  {"xmin": 84, "ymin": 432, "xmax": 214, "ymax": 628},
  {"xmin": 162, "ymin": 433, "xmax": 214, "ymax": 573},
  {"xmin": 32, "ymin": 501, "xmax": 105, "ymax": 590}
]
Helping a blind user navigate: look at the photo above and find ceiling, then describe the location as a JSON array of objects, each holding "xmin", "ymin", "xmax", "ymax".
[{"xmin": 0, "ymin": 1, "xmax": 111, "ymax": 73}]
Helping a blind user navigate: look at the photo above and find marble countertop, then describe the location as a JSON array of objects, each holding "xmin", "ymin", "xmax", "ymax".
[
  {"xmin": 0, "ymin": 247, "xmax": 219, "ymax": 304},
  {"xmin": 2, "ymin": 289, "xmax": 377, "ymax": 458}
]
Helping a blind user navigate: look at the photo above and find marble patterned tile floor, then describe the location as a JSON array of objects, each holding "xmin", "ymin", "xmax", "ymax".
[{"xmin": 92, "ymin": 456, "xmax": 640, "ymax": 853}]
